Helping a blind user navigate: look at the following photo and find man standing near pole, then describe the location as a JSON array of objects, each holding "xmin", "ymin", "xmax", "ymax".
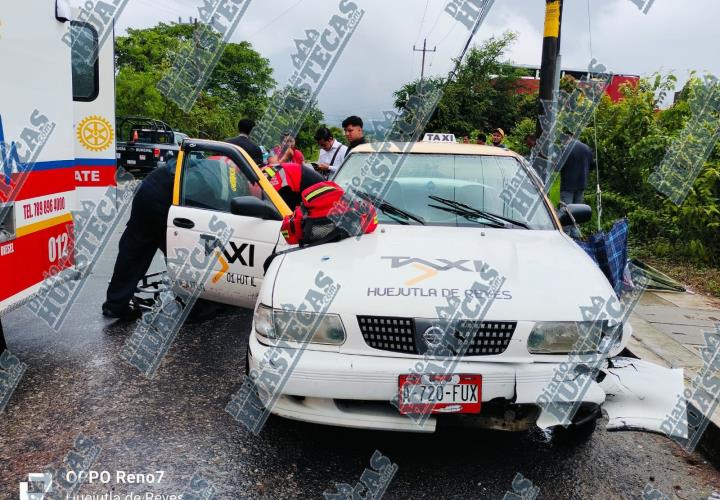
[{"xmin": 559, "ymin": 132, "xmax": 594, "ymax": 237}]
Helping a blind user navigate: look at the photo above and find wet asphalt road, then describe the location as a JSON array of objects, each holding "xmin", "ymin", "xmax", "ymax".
[{"xmin": 1, "ymin": 228, "xmax": 720, "ymax": 499}]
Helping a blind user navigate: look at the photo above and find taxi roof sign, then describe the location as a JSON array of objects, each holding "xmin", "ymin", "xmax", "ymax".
[{"xmin": 423, "ymin": 133, "xmax": 456, "ymax": 143}]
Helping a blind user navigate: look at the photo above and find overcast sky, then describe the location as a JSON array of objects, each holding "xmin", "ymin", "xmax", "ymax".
[{"xmin": 83, "ymin": 0, "xmax": 720, "ymax": 126}]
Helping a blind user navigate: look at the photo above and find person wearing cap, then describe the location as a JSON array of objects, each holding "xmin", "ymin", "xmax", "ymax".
[{"xmin": 491, "ymin": 128, "xmax": 507, "ymax": 149}]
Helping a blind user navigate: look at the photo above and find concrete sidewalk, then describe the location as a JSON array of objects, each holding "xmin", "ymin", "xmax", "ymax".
[{"xmin": 628, "ymin": 289, "xmax": 720, "ymax": 462}]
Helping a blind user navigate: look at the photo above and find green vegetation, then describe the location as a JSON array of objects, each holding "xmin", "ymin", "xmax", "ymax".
[
  {"xmin": 584, "ymin": 75, "xmax": 719, "ymax": 267},
  {"xmin": 392, "ymin": 34, "xmax": 720, "ymax": 272},
  {"xmin": 116, "ymin": 24, "xmax": 719, "ymax": 275},
  {"xmin": 115, "ymin": 23, "xmax": 324, "ymax": 156},
  {"xmin": 394, "ymin": 32, "xmax": 536, "ymax": 140}
]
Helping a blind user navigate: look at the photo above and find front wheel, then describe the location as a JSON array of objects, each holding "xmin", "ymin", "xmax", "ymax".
[
  {"xmin": 556, "ymin": 416, "xmax": 597, "ymax": 442},
  {"xmin": 554, "ymin": 404, "xmax": 600, "ymax": 443}
]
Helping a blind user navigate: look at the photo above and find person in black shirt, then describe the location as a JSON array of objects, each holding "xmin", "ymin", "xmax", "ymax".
[
  {"xmin": 225, "ymin": 118, "xmax": 264, "ymax": 166},
  {"xmin": 342, "ymin": 115, "xmax": 367, "ymax": 152},
  {"xmin": 559, "ymin": 132, "xmax": 594, "ymax": 238},
  {"xmin": 560, "ymin": 132, "xmax": 594, "ymax": 205},
  {"xmin": 103, "ymin": 158, "xmax": 228, "ymax": 321},
  {"xmin": 102, "ymin": 163, "xmax": 175, "ymax": 319}
]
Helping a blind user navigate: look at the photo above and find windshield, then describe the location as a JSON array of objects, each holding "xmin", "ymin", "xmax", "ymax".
[{"xmin": 333, "ymin": 153, "xmax": 555, "ymax": 230}]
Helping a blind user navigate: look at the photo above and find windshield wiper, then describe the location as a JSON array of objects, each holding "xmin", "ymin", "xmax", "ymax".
[
  {"xmin": 353, "ymin": 190, "xmax": 426, "ymax": 225},
  {"xmin": 428, "ymin": 195, "xmax": 530, "ymax": 229}
]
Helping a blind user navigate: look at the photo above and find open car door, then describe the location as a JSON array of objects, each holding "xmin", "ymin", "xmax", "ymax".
[{"xmin": 166, "ymin": 139, "xmax": 292, "ymax": 308}]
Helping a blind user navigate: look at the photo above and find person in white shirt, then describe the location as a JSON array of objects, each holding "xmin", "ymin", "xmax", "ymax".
[{"xmin": 315, "ymin": 127, "xmax": 348, "ymax": 175}]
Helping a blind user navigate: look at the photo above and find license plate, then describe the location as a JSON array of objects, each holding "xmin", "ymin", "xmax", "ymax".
[
  {"xmin": 126, "ymin": 159, "xmax": 136, "ymax": 165},
  {"xmin": 398, "ymin": 374, "xmax": 481, "ymax": 414},
  {"xmin": 139, "ymin": 155, "xmax": 146, "ymax": 160}
]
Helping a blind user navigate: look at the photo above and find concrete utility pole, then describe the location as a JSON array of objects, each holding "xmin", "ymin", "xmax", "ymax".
[
  {"xmin": 413, "ymin": 38, "xmax": 437, "ymax": 92},
  {"xmin": 536, "ymin": 0, "xmax": 564, "ymax": 141}
]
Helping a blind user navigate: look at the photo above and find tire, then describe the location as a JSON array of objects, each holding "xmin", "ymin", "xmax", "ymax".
[
  {"xmin": 556, "ymin": 416, "xmax": 598, "ymax": 442},
  {"xmin": 554, "ymin": 404, "xmax": 600, "ymax": 444}
]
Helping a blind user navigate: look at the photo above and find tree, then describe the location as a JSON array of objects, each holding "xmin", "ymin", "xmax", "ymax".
[
  {"xmin": 115, "ymin": 23, "xmax": 275, "ymax": 140},
  {"xmin": 393, "ymin": 32, "xmax": 536, "ymax": 138},
  {"xmin": 251, "ymin": 85, "xmax": 325, "ymax": 159},
  {"xmin": 330, "ymin": 126, "xmax": 348, "ymax": 146},
  {"xmin": 583, "ymin": 73, "xmax": 720, "ymax": 264}
]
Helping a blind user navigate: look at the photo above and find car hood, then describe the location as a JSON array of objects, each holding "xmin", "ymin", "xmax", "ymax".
[{"xmin": 271, "ymin": 225, "xmax": 616, "ymax": 321}]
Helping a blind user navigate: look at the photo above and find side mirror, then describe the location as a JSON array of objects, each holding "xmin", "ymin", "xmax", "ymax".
[
  {"xmin": 558, "ymin": 204, "xmax": 592, "ymax": 226},
  {"xmin": 231, "ymin": 196, "xmax": 283, "ymax": 221}
]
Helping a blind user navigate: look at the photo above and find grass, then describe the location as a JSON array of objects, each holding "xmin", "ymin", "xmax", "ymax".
[{"xmin": 630, "ymin": 245, "xmax": 720, "ymax": 298}]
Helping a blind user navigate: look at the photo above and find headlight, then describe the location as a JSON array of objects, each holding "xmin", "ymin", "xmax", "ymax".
[
  {"xmin": 527, "ymin": 321, "xmax": 622, "ymax": 354},
  {"xmin": 254, "ymin": 304, "xmax": 346, "ymax": 345},
  {"xmin": 254, "ymin": 303, "xmax": 275, "ymax": 339}
]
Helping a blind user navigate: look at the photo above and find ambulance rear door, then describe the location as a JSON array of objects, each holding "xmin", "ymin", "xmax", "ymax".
[
  {"xmin": 0, "ymin": 1, "xmax": 76, "ymax": 313},
  {"xmin": 72, "ymin": 17, "xmax": 117, "ymax": 209}
]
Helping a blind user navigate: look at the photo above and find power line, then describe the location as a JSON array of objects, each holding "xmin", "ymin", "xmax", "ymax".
[
  {"xmin": 425, "ymin": 0, "xmax": 448, "ymax": 41},
  {"xmin": 244, "ymin": 0, "xmax": 306, "ymax": 39},
  {"xmin": 415, "ymin": 0, "xmax": 430, "ymax": 45},
  {"xmin": 587, "ymin": 0, "xmax": 602, "ymax": 231},
  {"xmin": 426, "ymin": 15, "xmax": 462, "ymax": 75},
  {"xmin": 436, "ymin": 15, "xmax": 460, "ymax": 47},
  {"xmin": 447, "ymin": 0, "xmax": 493, "ymax": 82}
]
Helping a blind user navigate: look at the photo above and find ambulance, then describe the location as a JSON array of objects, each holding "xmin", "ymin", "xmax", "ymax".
[{"xmin": 0, "ymin": 1, "xmax": 116, "ymax": 344}]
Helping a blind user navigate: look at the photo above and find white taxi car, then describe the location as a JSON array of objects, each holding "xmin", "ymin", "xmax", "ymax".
[{"xmin": 167, "ymin": 138, "xmax": 685, "ymax": 436}]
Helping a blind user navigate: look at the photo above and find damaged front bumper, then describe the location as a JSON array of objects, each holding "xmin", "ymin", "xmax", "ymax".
[
  {"xmin": 249, "ymin": 335, "xmax": 687, "ymax": 435},
  {"xmin": 528, "ymin": 356, "xmax": 687, "ymax": 437},
  {"xmin": 602, "ymin": 357, "xmax": 687, "ymax": 436}
]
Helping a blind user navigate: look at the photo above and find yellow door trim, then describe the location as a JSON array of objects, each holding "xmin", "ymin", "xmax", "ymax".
[
  {"xmin": 172, "ymin": 150, "xmax": 185, "ymax": 205},
  {"xmin": 232, "ymin": 145, "xmax": 292, "ymax": 217},
  {"xmin": 172, "ymin": 143, "xmax": 292, "ymax": 217}
]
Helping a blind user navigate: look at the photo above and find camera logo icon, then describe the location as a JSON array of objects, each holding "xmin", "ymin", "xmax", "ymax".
[{"xmin": 19, "ymin": 473, "xmax": 52, "ymax": 500}]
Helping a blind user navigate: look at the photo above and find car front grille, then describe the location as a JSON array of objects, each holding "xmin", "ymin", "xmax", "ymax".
[
  {"xmin": 357, "ymin": 316, "xmax": 517, "ymax": 356},
  {"xmin": 357, "ymin": 316, "xmax": 416, "ymax": 353},
  {"xmin": 456, "ymin": 320, "xmax": 516, "ymax": 355}
]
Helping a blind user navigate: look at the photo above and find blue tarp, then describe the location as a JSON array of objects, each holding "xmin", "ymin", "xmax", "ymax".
[{"xmin": 574, "ymin": 218, "xmax": 629, "ymax": 296}]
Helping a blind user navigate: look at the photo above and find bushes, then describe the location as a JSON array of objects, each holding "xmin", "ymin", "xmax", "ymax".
[{"xmin": 579, "ymin": 74, "xmax": 720, "ymax": 266}]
